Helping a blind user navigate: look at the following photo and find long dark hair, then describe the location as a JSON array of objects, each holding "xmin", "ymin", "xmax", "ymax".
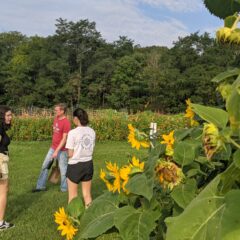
[
  {"xmin": 73, "ymin": 108, "xmax": 89, "ymax": 126},
  {"xmin": 0, "ymin": 105, "xmax": 11, "ymax": 130}
]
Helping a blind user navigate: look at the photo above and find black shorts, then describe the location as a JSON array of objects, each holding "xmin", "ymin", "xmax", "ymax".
[{"xmin": 66, "ymin": 160, "xmax": 93, "ymax": 184}]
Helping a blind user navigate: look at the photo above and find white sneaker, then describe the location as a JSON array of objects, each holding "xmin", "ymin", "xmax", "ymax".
[{"xmin": 0, "ymin": 221, "xmax": 15, "ymax": 231}]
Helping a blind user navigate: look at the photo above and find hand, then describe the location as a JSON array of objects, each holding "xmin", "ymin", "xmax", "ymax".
[{"xmin": 52, "ymin": 151, "xmax": 59, "ymax": 159}]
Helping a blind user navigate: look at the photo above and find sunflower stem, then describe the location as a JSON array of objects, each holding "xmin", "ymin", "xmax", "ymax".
[
  {"xmin": 229, "ymin": 138, "xmax": 240, "ymax": 149},
  {"xmin": 69, "ymin": 216, "xmax": 80, "ymax": 225},
  {"xmin": 231, "ymin": 15, "xmax": 240, "ymax": 31}
]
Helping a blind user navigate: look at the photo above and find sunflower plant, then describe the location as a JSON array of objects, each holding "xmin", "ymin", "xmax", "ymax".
[{"xmin": 55, "ymin": 89, "xmax": 240, "ymax": 240}]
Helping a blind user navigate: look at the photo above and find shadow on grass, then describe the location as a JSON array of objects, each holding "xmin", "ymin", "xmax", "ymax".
[{"xmin": 6, "ymin": 190, "xmax": 47, "ymax": 221}]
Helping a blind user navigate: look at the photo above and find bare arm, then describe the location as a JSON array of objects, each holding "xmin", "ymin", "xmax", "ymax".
[
  {"xmin": 68, "ymin": 149, "xmax": 74, "ymax": 158},
  {"xmin": 52, "ymin": 133, "xmax": 68, "ymax": 158}
]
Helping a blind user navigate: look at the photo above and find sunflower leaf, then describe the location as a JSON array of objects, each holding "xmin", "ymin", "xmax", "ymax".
[
  {"xmin": 78, "ymin": 192, "xmax": 119, "ymax": 239},
  {"xmin": 114, "ymin": 206, "xmax": 160, "ymax": 240},
  {"xmin": 67, "ymin": 197, "xmax": 85, "ymax": 219}
]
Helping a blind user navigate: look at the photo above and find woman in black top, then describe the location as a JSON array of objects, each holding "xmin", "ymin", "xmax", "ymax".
[{"xmin": 0, "ymin": 106, "xmax": 14, "ymax": 230}]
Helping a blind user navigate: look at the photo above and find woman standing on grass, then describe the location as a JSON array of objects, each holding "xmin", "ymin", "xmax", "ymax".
[
  {"xmin": 0, "ymin": 106, "xmax": 14, "ymax": 230},
  {"xmin": 65, "ymin": 108, "xmax": 96, "ymax": 207}
]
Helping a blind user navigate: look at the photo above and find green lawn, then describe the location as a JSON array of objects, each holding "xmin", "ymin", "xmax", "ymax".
[{"xmin": 0, "ymin": 141, "xmax": 147, "ymax": 240}]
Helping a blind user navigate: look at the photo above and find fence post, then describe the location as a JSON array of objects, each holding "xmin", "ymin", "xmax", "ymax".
[{"xmin": 150, "ymin": 122, "xmax": 157, "ymax": 148}]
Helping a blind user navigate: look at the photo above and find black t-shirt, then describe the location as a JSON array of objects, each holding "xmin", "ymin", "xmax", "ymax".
[{"xmin": 0, "ymin": 125, "xmax": 10, "ymax": 154}]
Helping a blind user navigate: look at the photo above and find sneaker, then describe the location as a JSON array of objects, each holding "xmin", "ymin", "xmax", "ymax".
[
  {"xmin": 31, "ymin": 188, "xmax": 47, "ymax": 193},
  {"xmin": 85, "ymin": 202, "xmax": 92, "ymax": 209},
  {"xmin": 0, "ymin": 221, "xmax": 15, "ymax": 231}
]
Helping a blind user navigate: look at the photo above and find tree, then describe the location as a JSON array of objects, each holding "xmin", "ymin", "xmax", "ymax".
[
  {"xmin": 108, "ymin": 53, "xmax": 147, "ymax": 112},
  {"xmin": 55, "ymin": 18, "xmax": 103, "ymax": 106}
]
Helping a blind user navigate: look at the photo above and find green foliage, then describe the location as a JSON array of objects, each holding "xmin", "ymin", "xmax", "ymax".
[
  {"xmin": 126, "ymin": 174, "xmax": 153, "ymax": 201},
  {"xmin": 8, "ymin": 117, "xmax": 53, "ymax": 141},
  {"xmin": 204, "ymin": 0, "xmax": 240, "ymax": 19},
  {"xmin": 79, "ymin": 192, "xmax": 119, "ymax": 239},
  {"xmin": 114, "ymin": 206, "xmax": 161, "ymax": 240},
  {"xmin": 62, "ymin": 56, "xmax": 240, "ymax": 240},
  {"xmin": 173, "ymin": 142, "xmax": 196, "ymax": 167},
  {"xmin": 166, "ymin": 156, "xmax": 240, "ymax": 240},
  {"xmin": 9, "ymin": 111, "xmax": 186, "ymax": 141},
  {"xmin": 170, "ymin": 179, "xmax": 197, "ymax": 209},
  {"xmin": 67, "ymin": 197, "xmax": 85, "ymax": 219},
  {"xmin": 0, "ymin": 28, "xmax": 239, "ymax": 113},
  {"xmin": 191, "ymin": 103, "xmax": 229, "ymax": 128}
]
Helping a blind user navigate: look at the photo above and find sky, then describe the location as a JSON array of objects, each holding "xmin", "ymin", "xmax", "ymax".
[{"xmin": 0, "ymin": 0, "xmax": 222, "ymax": 47}]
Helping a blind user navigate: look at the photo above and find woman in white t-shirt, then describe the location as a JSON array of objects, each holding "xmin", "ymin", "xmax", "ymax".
[{"xmin": 66, "ymin": 108, "xmax": 96, "ymax": 207}]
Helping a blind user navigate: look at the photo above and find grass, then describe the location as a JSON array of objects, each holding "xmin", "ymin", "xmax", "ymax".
[{"xmin": 0, "ymin": 141, "xmax": 147, "ymax": 240}]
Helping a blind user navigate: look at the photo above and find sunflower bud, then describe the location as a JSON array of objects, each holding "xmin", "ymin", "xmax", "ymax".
[
  {"xmin": 203, "ymin": 123, "xmax": 224, "ymax": 160},
  {"xmin": 217, "ymin": 83, "xmax": 232, "ymax": 100}
]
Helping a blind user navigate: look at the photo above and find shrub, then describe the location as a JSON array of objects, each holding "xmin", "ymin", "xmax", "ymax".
[{"xmin": 8, "ymin": 111, "xmax": 186, "ymax": 141}]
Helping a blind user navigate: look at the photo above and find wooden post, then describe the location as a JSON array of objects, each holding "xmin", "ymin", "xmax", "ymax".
[{"xmin": 150, "ymin": 122, "xmax": 157, "ymax": 148}]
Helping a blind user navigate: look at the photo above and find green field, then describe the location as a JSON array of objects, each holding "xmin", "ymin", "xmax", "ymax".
[{"xmin": 0, "ymin": 141, "xmax": 147, "ymax": 240}]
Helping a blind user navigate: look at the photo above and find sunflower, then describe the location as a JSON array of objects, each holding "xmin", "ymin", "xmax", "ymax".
[
  {"xmin": 100, "ymin": 162, "xmax": 121, "ymax": 193},
  {"xmin": 101, "ymin": 157, "xmax": 145, "ymax": 194},
  {"xmin": 161, "ymin": 130, "xmax": 175, "ymax": 146},
  {"xmin": 155, "ymin": 160, "xmax": 184, "ymax": 190},
  {"xmin": 130, "ymin": 156, "xmax": 145, "ymax": 171},
  {"xmin": 203, "ymin": 123, "xmax": 224, "ymax": 160},
  {"xmin": 100, "ymin": 169, "xmax": 114, "ymax": 192},
  {"xmin": 120, "ymin": 156, "xmax": 145, "ymax": 193},
  {"xmin": 128, "ymin": 124, "xmax": 150, "ymax": 150},
  {"xmin": 161, "ymin": 130, "xmax": 175, "ymax": 156},
  {"xmin": 119, "ymin": 165, "xmax": 131, "ymax": 193},
  {"xmin": 54, "ymin": 207, "xmax": 68, "ymax": 225},
  {"xmin": 54, "ymin": 207, "xmax": 78, "ymax": 240},
  {"xmin": 184, "ymin": 99, "xmax": 199, "ymax": 127}
]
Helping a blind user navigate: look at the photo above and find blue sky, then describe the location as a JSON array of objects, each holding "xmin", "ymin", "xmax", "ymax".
[{"xmin": 0, "ymin": 0, "xmax": 222, "ymax": 47}]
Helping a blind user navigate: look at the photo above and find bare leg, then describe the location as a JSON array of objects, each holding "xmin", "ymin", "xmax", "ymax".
[
  {"xmin": 67, "ymin": 178, "xmax": 78, "ymax": 204},
  {"xmin": 0, "ymin": 180, "xmax": 8, "ymax": 221},
  {"xmin": 81, "ymin": 180, "xmax": 92, "ymax": 207}
]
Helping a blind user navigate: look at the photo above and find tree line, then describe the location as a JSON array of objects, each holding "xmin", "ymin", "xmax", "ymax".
[{"xmin": 0, "ymin": 18, "xmax": 240, "ymax": 113}]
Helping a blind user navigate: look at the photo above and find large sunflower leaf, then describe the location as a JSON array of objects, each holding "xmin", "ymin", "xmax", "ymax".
[
  {"xmin": 114, "ymin": 206, "xmax": 161, "ymax": 240},
  {"xmin": 211, "ymin": 68, "xmax": 240, "ymax": 83},
  {"xmin": 170, "ymin": 179, "xmax": 197, "ymax": 209},
  {"xmin": 126, "ymin": 173, "xmax": 153, "ymax": 201},
  {"xmin": 166, "ymin": 176, "xmax": 224, "ymax": 240},
  {"xmin": 191, "ymin": 103, "xmax": 229, "ymax": 128},
  {"xmin": 78, "ymin": 192, "xmax": 119, "ymax": 239},
  {"xmin": 166, "ymin": 157, "xmax": 240, "ymax": 240},
  {"xmin": 173, "ymin": 141, "xmax": 196, "ymax": 167},
  {"xmin": 204, "ymin": 0, "xmax": 240, "ymax": 19}
]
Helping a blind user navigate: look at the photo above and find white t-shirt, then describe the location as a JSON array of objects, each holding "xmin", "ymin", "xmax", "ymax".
[{"xmin": 66, "ymin": 126, "xmax": 96, "ymax": 164}]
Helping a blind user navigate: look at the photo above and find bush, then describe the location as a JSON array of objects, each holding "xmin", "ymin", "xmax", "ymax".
[{"xmin": 8, "ymin": 111, "xmax": 187, "ymax": 141}]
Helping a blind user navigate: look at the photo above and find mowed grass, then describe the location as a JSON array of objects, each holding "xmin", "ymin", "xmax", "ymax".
[{"xmin": 0, "ymin": 141, "xmax": 147, "ymax": 240}]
